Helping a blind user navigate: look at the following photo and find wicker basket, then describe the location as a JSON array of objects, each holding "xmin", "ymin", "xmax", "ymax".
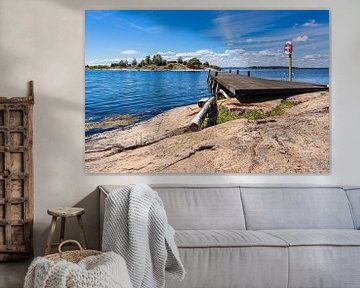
[{"xmin": 45, "ymin": 240, "xmax": 102, "ymax": 263}]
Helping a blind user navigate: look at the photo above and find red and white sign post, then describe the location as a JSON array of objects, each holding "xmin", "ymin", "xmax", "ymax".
[{"xmin": 284, "ymin": 41, "xmax": 293, "ymax": 82}]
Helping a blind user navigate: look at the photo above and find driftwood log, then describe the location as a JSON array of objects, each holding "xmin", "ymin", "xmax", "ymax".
[{"xmin": 190, "ymin": 96, "xmax": 216, "ymax": 132}]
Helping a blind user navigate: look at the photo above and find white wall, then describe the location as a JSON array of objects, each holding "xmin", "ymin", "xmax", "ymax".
[{"xmin": 0, "ymin": 0, "xmax": 359, "ymax": 256}]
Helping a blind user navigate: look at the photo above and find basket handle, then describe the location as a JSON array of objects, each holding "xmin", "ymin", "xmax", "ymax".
[{"xmin": 58, "ymin": 240, "xmax": 83, "ymax": 255}]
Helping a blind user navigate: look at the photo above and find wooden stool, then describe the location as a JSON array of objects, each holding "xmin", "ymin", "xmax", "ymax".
[{"xmin": 45, "ymin": 207, "xmax": 87, "ymax": 255}]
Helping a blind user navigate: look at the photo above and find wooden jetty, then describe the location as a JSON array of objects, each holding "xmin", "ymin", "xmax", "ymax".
[
  {"xmin": 189, "ymin": 71, "xmax": 328, "ymax": 132},
  {"xmin": 207, "ymin": 71, "xmax": 328, "ymax": 98}
]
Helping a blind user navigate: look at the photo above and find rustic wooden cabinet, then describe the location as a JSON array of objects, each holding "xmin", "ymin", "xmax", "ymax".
[{"xmin": 0, "ymin": 81, "xmax": 34, "ymax": 261}]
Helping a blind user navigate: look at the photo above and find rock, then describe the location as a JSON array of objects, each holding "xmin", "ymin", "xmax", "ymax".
[
  {"xmin": 85, "ymin": 104, "xmax": 200, "ymax": 161},
  {"xmin": 85, "ymin": 91, "xmax": 329, "ymax": 173},
  {"xmin": 217, "ymin": 98, "xmax": 283, "ymax": 116},
  {"xmin": 111, "ymin": 145, "xmax": 124, "ymax": 153},
  {"xmin": 85, "ymin": 115, "xmax": 137, "ymax": 131}
]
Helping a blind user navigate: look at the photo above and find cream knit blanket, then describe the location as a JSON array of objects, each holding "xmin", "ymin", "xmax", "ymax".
[
  {"xmin": 102, "ymin": 184, "xmax": 185, "ymax": 288},
  {"xmin": 24, "ymin": 251, "xmax": 132, "ymax": 288}
]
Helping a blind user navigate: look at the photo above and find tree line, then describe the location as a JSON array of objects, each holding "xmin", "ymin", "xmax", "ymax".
[{"xmin": 86, "ymin": 54, "xmax": 212, "ymax": 70}]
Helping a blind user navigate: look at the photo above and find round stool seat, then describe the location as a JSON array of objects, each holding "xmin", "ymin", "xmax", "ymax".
[
  {"xmin": 45, "ymin": 207, "xmax": 87, "ymax": 255},
  {"xmin": 47, "ymin": 207, "xmax": 85, "ymax": 218}
]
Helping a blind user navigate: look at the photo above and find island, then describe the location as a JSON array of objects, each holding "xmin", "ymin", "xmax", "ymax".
[{"xmin": 85, "ymin": 54, "xmax": 221, "ymax": 71}]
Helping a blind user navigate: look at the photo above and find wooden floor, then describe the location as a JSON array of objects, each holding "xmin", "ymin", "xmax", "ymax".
[{"xmin": 209, "ymin": 73, "xmax": 328, "ymax": 97}]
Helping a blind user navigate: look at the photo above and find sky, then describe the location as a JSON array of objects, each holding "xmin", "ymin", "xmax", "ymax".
[{"xmin": 85, "ymin": 10, "xmax": 329, "ymax": 68}]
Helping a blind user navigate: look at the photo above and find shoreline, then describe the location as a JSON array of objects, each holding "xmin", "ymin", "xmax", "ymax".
[
  {"xmin": 85, "ymin": 91, "xmax": 329, "ymax": 173},
  {"xmin": 85, "ymin": 67, "xmax": 329, "ymax": 72},
  {"xmin": 85, "ymin": 103, "xmax": 192, "ymax": 138},
  {"xmin": 85, "ymin": 117, "xmax": 144, "ymax": 138},
  {"xmin": 86, "ymin": 68, "xmax": 213, "ymax": 72}
]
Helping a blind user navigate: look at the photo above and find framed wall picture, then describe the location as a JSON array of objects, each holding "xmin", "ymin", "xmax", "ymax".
[{"xmin": 85, "ymin": 10, "xmax": 329, "ymax": 174}]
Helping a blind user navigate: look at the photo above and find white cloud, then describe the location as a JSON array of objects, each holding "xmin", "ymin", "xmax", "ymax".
[
  {"xmin": 213, "ymin": 13, "xmax": 234, "ymax": 41},
  {"xmin": 87, "ymin": 58, "xmax": 129, "ymax": 65},
  {"xmin": 158, "ymin": 48, "xmax": 248, "ymax": 67},
  {"xmin": 303, "ymin": 54, "xmax": 326, "ymax": 60},
  {"xmin": 87, "ymin": 46, "xmax": 327, "ymax": 68},
  {"xmin": 302, "ymin": 20, "xmax": 319, "ymax": 27},
  {"xmin": 156, "ymin": 51, "xmax": 176, "ymax": 60},
  {"xmin": 224, "ymin": 49, "xmax": 246, "ymax": 55},
  {"xmin": 256, "ymin": 49, "xmax": 282, "ymax": 57},
  {"xmin": 176, "ymin": 49, "xmax": 217, "ymax": 59},
  {"xmin": 157, "ymin": 51, "xmax": 176, "ymax": 56},
  {"xmin": 122, "ymin": 50, "xmax": 139, "ymax": 55},
  {"xmin": 293, "ymin": 35, "xmax": 309, "ymax": 42}
]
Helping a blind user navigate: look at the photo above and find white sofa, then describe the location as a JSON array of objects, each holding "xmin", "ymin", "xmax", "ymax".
[{"xmin": 99, "ymin": 185, "xmax": 360, "ymax": 288}]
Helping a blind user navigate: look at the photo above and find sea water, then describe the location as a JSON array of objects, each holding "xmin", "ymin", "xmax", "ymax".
[{"xmin": 85, "ymin": 68, "xmax": 329, "ymax": 135}]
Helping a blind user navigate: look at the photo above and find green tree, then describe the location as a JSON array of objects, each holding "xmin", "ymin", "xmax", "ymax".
[
  {"xmin": 152, "ymin": 54, "xmax": 164, "ymax": 66},
  {"xmin": 187, "ymin": 57, "xmax": 202, "ymax": 69},
  {"xmin": 131, "ymin": 58, "xmax": 137, "ymax": 66},
  {"xmin": 89, "ymin": 65, "xmax": 109, "ymax": 70},
  {"xmin": 118, "ymin": 60, "xmax": 128, "ymax": 68},
  {"xmin": 177, "ymin": 56, "xmax": 183, "ymax": 64},
  {"xmin": 145, "ymin": 55, "xmax": 151, "ymax": 65}
]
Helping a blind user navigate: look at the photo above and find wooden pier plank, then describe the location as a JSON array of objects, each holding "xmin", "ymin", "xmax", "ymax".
[{"xmin": 210, "ymin": 73, "xmax": 328, "ymax": 96}]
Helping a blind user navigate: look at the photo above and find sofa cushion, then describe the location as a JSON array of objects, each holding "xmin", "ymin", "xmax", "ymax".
[
  {"xmin": 262, "ymin": 229, "xmax": 360, "ymax": 246},
  {"xmin": 260, "ymin": 230, "xmax": 360, "ymax": 288},
  {"xmin": 287, "ymin": 246, "xmax": 360, "ymax": 288},
  {"xmin": 175, "ymin": 230, "xmax": 287, "ymax": 248},
  {"xmin": 345, "ymin": 188, "xmax": 360, "ymax": 229},
  {"xmin": 154, "ymin": 186, "xmax": 246, "ymax": 230},
  {"xmin": 100, "ymin": 185, "xmax": 246, "ymax": 230},
  {"xmin": 165, "ymin": 246, "xmax": 288, "ymax": 288},
  {"xmin": 241, "ymin": 187, "xmax": 355, "ymax": 230}
]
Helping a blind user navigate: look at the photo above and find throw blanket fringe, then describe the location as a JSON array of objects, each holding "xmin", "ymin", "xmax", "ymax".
[{"xmin": 102, "ymin": 184, "xmax": 185, "ymax": 288}]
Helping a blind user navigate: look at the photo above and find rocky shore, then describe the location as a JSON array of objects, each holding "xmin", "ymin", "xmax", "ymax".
[{"xmin": 85, "ymin": 91, "xmax": 329, "ymax": 173}]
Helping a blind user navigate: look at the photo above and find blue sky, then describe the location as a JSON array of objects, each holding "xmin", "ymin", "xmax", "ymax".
[{"xmin": 85, "ymin": 10, "xmax": 329, "ymax": 68}]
